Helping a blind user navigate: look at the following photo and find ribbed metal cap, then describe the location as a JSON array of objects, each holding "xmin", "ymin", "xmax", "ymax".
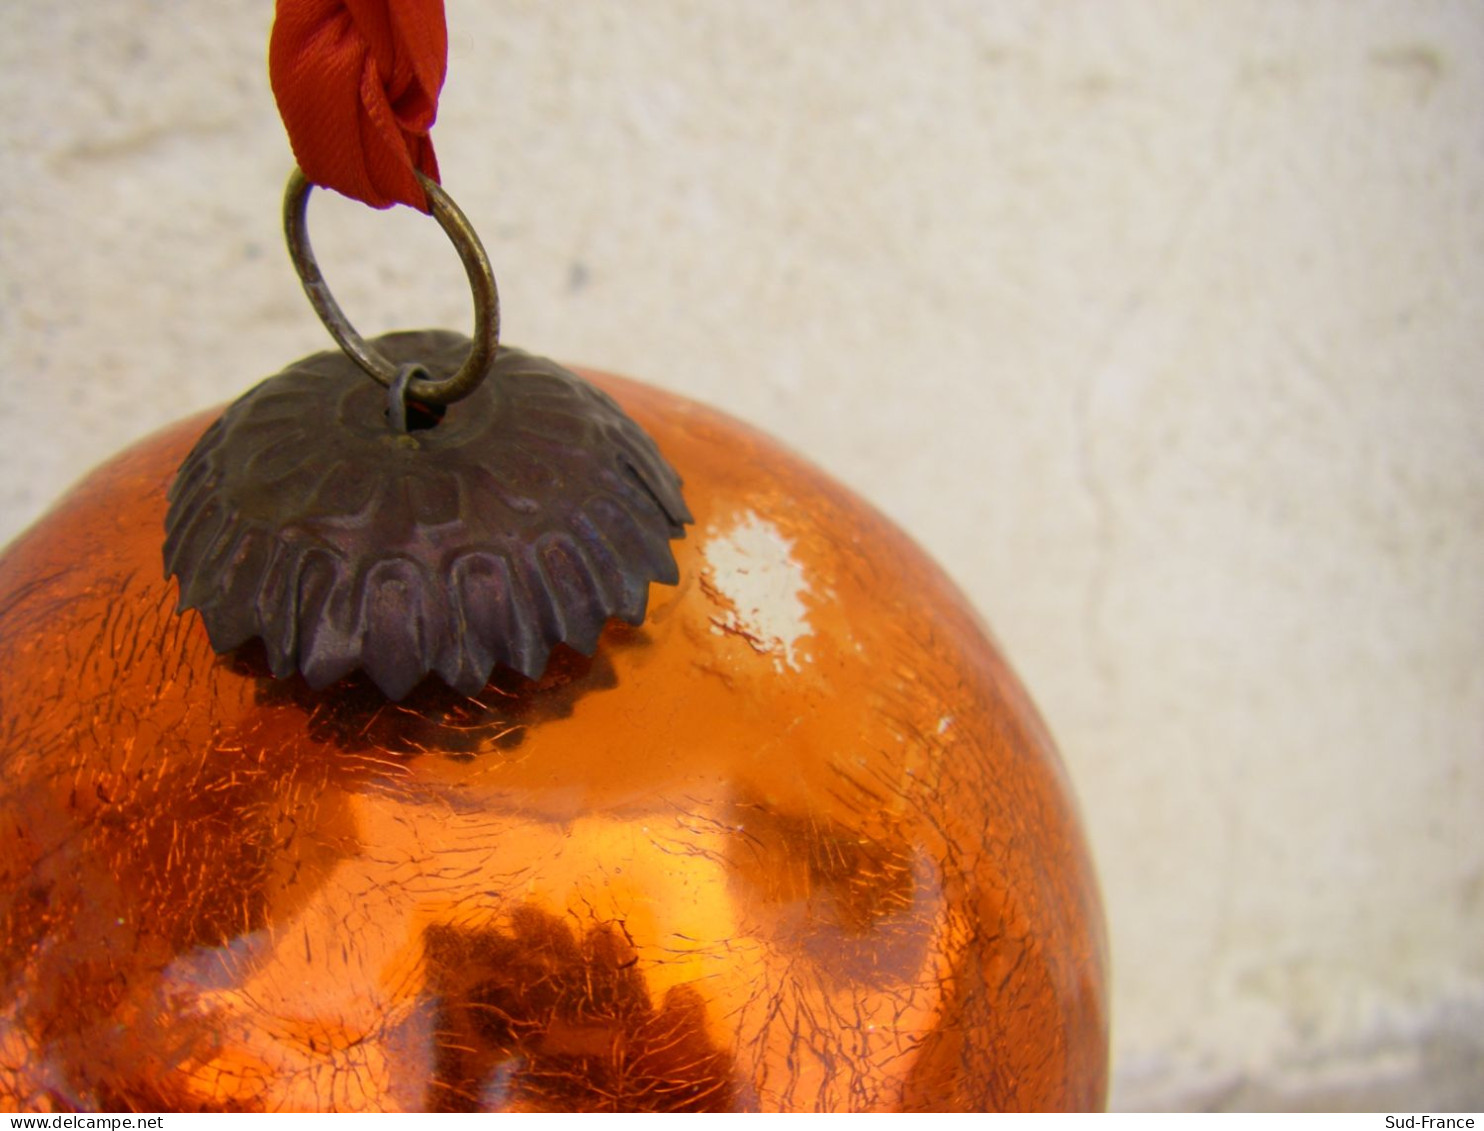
[{"xmin": 164, "ymin": 329, "xmax": 691, "ymax": 700}]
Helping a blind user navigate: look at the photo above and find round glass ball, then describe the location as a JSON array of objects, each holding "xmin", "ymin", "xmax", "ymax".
[{"xmin": 0, "ymin": 366, "xmax": 1106, "ymax": 1112}]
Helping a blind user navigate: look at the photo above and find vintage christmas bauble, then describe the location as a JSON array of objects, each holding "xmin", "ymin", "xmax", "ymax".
[{"xmin": 0, "ymin": 341, "xmax": 1107, "ymax": 1112}]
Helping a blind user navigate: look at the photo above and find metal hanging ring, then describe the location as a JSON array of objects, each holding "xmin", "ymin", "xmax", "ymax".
[{"xmin": 282, "ymin": 168, "xmax": 500, "ymax": 407}]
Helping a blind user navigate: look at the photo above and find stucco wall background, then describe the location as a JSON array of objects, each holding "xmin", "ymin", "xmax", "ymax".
[{"xmin": 2, "ymin": 1, "xmax": 1481, "ymax": 1112}]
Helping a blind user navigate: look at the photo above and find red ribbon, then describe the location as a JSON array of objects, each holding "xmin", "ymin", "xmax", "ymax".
[{"xmin": 269, "ymin": 0, "xmax": 447, "ymax": 212}]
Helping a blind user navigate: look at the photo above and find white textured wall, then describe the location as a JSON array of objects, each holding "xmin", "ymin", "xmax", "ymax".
[{"xmin": 2, "ymin": 1, "xmax": 1482, "ymax": 1111}]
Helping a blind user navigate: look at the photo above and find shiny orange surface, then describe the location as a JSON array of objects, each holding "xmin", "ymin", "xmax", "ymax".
[{"xmin": 0, "ymin": 372, "xmax": 1107, "ymax": 1111}]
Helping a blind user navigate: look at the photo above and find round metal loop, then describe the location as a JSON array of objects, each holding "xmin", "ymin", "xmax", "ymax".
[{"xmin": 282, "ymin": 168, "xmax": 500, "ymax": 407}]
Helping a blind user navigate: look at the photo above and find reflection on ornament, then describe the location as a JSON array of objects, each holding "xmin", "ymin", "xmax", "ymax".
[{"xmin": 0, "ymin": 364, "xmax": 1107, "ymax": 1112}]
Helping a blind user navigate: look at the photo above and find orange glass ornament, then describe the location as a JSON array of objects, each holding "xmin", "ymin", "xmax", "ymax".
[{"xmin": 0, "ymin": 369, "xmax": 1107, "ymax": 1112}]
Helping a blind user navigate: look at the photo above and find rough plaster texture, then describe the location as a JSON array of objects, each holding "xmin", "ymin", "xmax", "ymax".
[{"xmin": 2, "ymin": 0, "xmax": 1481, "ymax": 1112}]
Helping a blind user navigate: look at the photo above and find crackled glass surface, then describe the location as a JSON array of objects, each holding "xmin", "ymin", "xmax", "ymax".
[{"xmin": 0, "ymin": 372, "xmax": 1107, "ymax": 1112}]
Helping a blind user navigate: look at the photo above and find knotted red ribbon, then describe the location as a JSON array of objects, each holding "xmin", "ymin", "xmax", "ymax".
[{"xmin": 269, "ymin": 0, "xmax": 447, "ymax": 212}]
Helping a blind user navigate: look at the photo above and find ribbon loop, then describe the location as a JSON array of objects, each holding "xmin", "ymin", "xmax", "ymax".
[{"xmin": 269, "ymin": 0, "xmax": 447, "ymax": 211}]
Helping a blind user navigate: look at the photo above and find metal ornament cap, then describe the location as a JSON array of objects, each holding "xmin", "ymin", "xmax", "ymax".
[{"xmin": 163, "ymin": 330, "xmax": 693, "ymax": 700}]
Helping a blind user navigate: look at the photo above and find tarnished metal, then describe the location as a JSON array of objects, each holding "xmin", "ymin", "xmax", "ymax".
[
  {"xmin": 283, "ymin": 168, "xmax": 500, "ymax": 407},
  {"xmin": 164, "ymin": 330, "xmax": 692, "ymax": 700}
]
